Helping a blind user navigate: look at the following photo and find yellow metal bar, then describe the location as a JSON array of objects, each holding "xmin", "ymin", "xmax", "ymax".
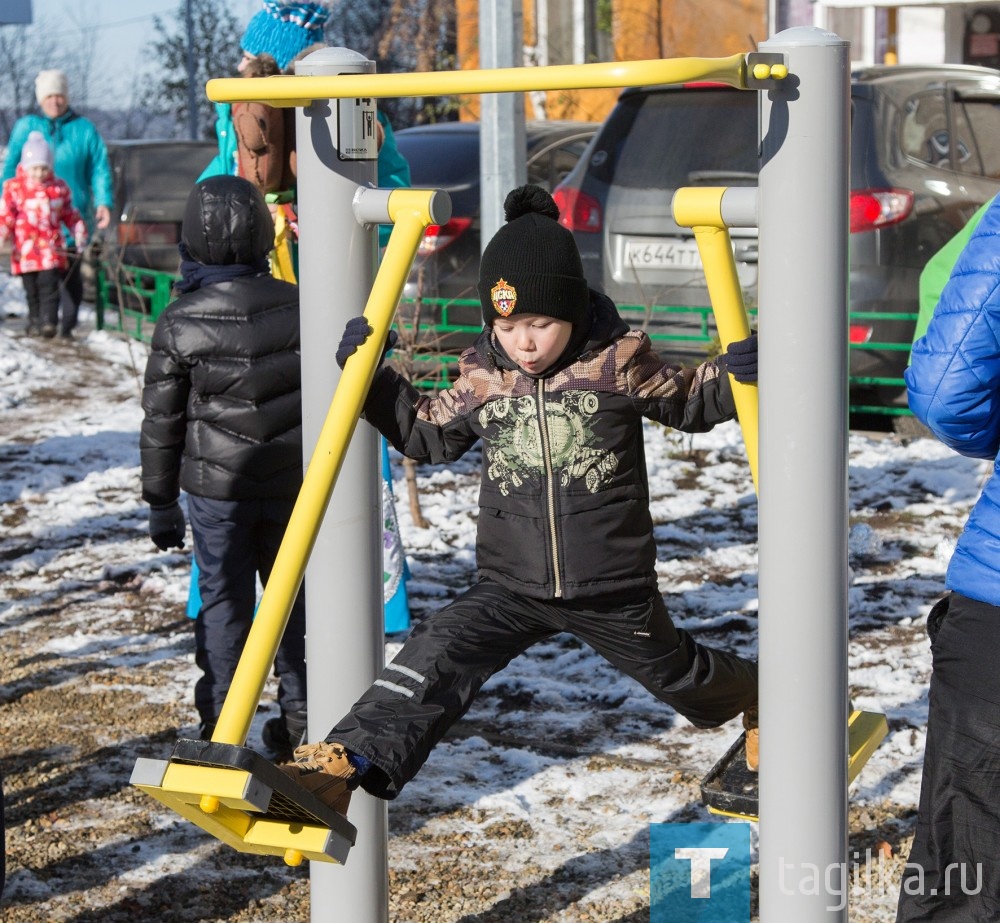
[
  {"xmin": 672, "ymin": 187, "xmax": 758, "ymax": 491},
  {"xmin": 134, "ymin": 780, "xmax": 346, "ymax": 863},
  {"xmin": 207, "ymin": 55, "xmax": 750, "ymax": 107},
  {"xmin": 847, "ymin": 708, "xmax": 889, "ymax": 786},
  {"xmin": 211, "ymin": 189, "xmax": 438, "ymax": 747},
  {"xmin": 270, "ymin": 208, "xmax": 297, "ymax": 283}
]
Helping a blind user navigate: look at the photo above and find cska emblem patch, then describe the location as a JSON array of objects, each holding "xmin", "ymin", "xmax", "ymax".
[{"xmin": 490, "ymin": 278, "xmax": 517, "ymax": 317}]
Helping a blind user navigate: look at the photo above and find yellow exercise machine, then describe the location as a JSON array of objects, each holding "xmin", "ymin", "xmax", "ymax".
[
  {"xmin": 131, "ymin": 189, "xmax": 444, "ymax": 866},
  {"xmin": 672, "ymin": 186, "xmax": 889, "ymax": 821}
]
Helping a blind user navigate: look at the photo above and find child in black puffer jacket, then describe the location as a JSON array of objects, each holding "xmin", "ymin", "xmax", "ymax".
[{"xmin": 140, "ymin": 175, "xmax": 307, "ymax": 754}]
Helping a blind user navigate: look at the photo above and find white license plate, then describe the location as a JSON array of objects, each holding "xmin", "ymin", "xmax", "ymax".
[{"xmin": 623, "ymin": 238, "xmax": 702, "ymax": 270}]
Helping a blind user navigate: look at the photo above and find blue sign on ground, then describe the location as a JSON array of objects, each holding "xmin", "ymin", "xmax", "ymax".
[{"xmin": 650, "ymin": 822, "xmax": 751, "ymax": 922}]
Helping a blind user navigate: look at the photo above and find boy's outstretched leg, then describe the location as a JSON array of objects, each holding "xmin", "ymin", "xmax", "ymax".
[{"xmin": 570, "ymin": 592, "xmax": 758, "ymax": 729}]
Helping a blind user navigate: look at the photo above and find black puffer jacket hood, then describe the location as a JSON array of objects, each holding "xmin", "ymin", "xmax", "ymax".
[{"xmin": 181, "ymin": 175, "xmax": 274, "ymax": 265}]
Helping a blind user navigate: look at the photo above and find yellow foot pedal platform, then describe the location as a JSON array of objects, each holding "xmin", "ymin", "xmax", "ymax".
[
  {"xmin": 131, "ymin": 739, "xmax": 357, "ymax": 866},
  {"xmin": 700, "ymin": 710, "xmax": 889, "ymax": 821}
]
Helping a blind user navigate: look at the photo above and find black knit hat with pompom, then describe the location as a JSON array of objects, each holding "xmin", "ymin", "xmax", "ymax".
[{"xmin": 477, "ymin": 184, "xmax": 589, "ymax": 327}]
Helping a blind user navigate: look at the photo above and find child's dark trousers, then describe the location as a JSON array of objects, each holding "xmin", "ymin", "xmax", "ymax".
[{"xmin": 328, "ymin": 577, "xmax": 758, "ymax": 799}]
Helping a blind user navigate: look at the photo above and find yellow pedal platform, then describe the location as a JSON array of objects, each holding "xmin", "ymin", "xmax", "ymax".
[
  {"xmin": 131, "ymin": 739, "xmax": 357, "ymax": 866},
  {"xmin": 700, "ymin": 710, "xmax": 889, "ymax": 821}
]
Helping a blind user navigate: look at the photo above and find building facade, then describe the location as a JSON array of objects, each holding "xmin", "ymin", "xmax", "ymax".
[
  {"xmin": 454, "ymin": 0, "xmax": 1000, "ymax": 123},
  {"xmin": 456, "ymin": 0, "xmax": 767, "ymax": 121}
]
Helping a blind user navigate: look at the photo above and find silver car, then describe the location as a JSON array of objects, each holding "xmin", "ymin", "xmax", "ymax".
[{"xmin": 553, "ymin": 64, "xmax": 1000, "ymax": 425}]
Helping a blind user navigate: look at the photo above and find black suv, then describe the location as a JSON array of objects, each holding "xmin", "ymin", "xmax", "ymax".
[{"xmin": 553, "ymin": 64, "xmax": 1000, "ymax": 420}]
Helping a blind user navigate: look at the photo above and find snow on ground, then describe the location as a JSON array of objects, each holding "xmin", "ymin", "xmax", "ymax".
[{"xmin": 0, "ymin": 270, "xmax": 990, "ymax": 921}]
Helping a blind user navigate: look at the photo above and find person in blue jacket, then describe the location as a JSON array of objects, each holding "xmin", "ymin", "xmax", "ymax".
[
  {"xmin": 2, "ymin": 69, "xmax": 112, "ymax": 338},
  {"xmin": 899, "ymin": 194, "xmax": 1000, "ymax": 921},
  {"xmin": 200, "ymin": 0, "xmax": 410, "ymax": 249}
]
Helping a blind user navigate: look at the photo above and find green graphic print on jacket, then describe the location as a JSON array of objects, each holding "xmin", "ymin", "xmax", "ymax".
[
  {"xmin": 362, "ymin": 292, "xmax": 737, "ymax": 602},
  {"xmin": 481, "ymin": 391, "xmax": 618, "ymax": 497}
]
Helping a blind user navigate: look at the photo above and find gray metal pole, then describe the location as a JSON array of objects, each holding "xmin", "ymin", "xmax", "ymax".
[
  {"xmin": 757, "ymin": 28, "xmax": 850, "ymax": 920},
  {"xmin": 185, "ymin": 0, "xmax": 199, "ymax": 139},
  {"xmin": 294, "ymin": 47, "xmax": 388, "ymax": 923},
  {"xmin": 479, "ymin": 0, "xmax": 526, "ymax": 251}
]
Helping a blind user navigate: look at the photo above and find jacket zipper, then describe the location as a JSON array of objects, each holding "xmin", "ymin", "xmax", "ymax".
[{"xmin": 536, "ymin": 378, "xmax": 562, "ymax": 597}]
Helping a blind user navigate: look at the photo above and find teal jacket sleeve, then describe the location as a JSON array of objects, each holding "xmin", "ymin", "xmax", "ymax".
[
  {"xmin": 87, "ymin": 123, "xmax": 113, "ymax": 208},
  {"xmin": 199, "ymin": 103, "xmax": 237, "ymax": 181},
  {"xmin": 376, "ymin": 111, "xmax": 411, "ymax": 190},
  {"xmin": 1, "ymin": 120, "xmax": 31, "ymax": 183}
]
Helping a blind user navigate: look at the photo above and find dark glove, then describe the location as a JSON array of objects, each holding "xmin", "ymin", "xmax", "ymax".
[
  {"xmin": 149, "ymin": 501, "xmax": 186, "ymax": 551},
  {"xmin": 721, "ymin": 333, "xmax": 758, "ymax": 383},
  {"xmin": 335, "ymin": 315, "xmax": 399, "ymax": 370}
]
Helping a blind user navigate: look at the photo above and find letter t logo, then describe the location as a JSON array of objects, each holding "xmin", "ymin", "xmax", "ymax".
[{"xmin": 674, "ymin": 847, "xmax": 730, "ymax": 898}]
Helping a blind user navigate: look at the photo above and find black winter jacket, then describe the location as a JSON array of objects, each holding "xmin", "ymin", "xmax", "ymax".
[
  {"xmin": 139, "ymin": 274, "xmax": 303, "ymax": 506},
  {"xmin": 140, "ymin": 176, "xmax": 302, "ymax": 507},
  {"xmin": 363, "ymin": 292, "xmax": 737, "ymax": 600}
]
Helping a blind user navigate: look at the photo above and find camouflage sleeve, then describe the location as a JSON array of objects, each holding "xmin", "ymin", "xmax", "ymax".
[
  {"xmin": 362, "ymin": 365, "xmax": 483, "ymax": 464},
  {"xmin": 624, "ymin": 334, "xmax": 736, "ymax": 432}
]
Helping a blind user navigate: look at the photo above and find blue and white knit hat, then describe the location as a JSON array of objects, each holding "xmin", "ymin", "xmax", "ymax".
[{"xmin": 240, "ymin": 1, "xmax": 330, "ymax": 71}]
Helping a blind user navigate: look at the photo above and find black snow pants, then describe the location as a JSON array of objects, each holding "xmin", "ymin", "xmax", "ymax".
[
  {"xmin": 328, "ymin": 578, "xmax": 758, "ymax": 799},
  {"xmin": 188, "ymin": 495, "xmax": 307, "ymax": 727},
  {"xmin": 896, "ymin": 592, "xmax": 1000, "ymax": 922},
  {"xmin": 21, "ymin": 269, "xmax": 60, "ymax": 332}
]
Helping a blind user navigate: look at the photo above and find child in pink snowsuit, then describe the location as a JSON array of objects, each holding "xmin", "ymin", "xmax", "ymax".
[{"xmin": 0, "ymin": 131, "xmax": 87, "ymax": 338}]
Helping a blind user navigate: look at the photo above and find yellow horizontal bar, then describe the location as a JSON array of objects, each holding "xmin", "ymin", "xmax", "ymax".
[{"xmin": 207, "ymin": 54, "xmax": 749, "ymax": 106}]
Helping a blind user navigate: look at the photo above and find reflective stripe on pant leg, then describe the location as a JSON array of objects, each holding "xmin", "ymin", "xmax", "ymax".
[{"xmin": 328, "ymin": 579, "xmax": 556, "ymax": 799}]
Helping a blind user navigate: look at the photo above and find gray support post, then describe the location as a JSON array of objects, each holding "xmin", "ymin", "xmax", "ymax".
[
  {"xmin": 479, "ymin": 0, "xmax": 526, "ymax": 251},
  {"xmin": 294, "ymin": 47, "xmax": 388, "ymax": 923},
  {"xmin": 756, "ymin": 28, "xmax": 850, "ymax": 920}
]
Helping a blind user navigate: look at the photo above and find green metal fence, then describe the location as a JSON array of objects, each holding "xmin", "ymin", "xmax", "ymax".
[
  {"xmin": 95, "ymin": 265, "xmax": 915, "ymax": 416},
  {"xmin": 95, "ymin": 263, "xmax": 176, "ymax": 343}
]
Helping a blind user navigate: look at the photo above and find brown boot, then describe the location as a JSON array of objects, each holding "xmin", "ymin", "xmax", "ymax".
[
  {"xmin": 742, "ymin": 706, "xmax": 759, "ymax": 772},
  {"xmin": 278, "ymin": 741, "xmax": 357, "ymax": 814}
]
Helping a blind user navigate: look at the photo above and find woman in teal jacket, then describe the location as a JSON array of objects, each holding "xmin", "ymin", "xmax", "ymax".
[
  {"xmin": 3, "ymin": 76, "xmax": 112, "ymax": 242},
  {"xmin": 2, "ymin": 69, "xmax": 112, "ymax": 337},
  {"xmin": 200, "ymin": 0, "xmax": 410, "ymax": 248},
  {"xmin": 201, "ymin": 103, "xmax": 409, "ymax": 248},
  {"xmin": 899, "ymin": 194, "xmax": 1000, "ymax": 921}
]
